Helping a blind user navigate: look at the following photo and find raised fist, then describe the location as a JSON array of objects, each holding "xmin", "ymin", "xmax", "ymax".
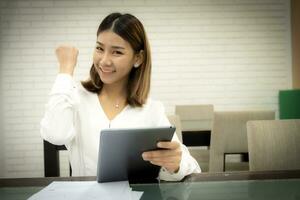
[{"xmin": 55, "ymin": 45, "xmax": 79, "ymax": 75}]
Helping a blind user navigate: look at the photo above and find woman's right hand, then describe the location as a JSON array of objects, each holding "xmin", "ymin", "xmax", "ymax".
[{"xmin": 55, "ymin": 45, "xmax": 79, "ymax": 76}]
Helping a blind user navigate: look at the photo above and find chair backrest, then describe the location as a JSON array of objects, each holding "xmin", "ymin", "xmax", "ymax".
[
  {"xmin": 167, "ymin": 115, "xmax": 183, "ymax": 143},
  {"xmin": 175, "ymin": 105, "xmax": 214, "ymax": 131},
  {"xmin": 175, "ymin": 105, "xmax": 214, "ymax": 172},
  {"xmin": 43, "ymin": 140, "xmax": 71, "ymax": 177},
  {"xmin": 247, "ymin": 119, "xmax": 300, "ymax": 171},
  {"xmin": 209, "ymin": 111, "xmax": 275, "ymax": 172}
]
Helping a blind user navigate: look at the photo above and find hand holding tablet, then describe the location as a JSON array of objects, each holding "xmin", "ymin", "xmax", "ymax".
[
  {"xmin": 142, "ymin": 141, "xmax": 182, "ymax": 173},
  {"xmin": 97, "ymin": 126, "xmax": 175, "ymax": 183}
]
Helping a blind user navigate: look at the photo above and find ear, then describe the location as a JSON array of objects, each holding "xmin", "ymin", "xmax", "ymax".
[{"xmin": 133, "ymin": 50, "xmax": 144, "ymax": 68}]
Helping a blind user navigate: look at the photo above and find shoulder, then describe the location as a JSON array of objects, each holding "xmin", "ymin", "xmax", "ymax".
[
  {"xmin": 139, "ymin": 98, "xmax": 167, "ymax": 122},
  {"xmin": 143, "ymin": 98, "xmax": 165, "ymax": 113},
  {"xmin": 127, "ymin": 98, "xmax": 165, "ymax": 115},
  {"xmin": 144, "ymin": 99, "xmax": 170, "ymax": 126},
  {"xmin": 125, "ymin": 98, "xmax": 170, "ymax": 127},
  {"xmin": 72, "ymin": 81, "xmax": 97, "ymax": 106},
  {"xmin": 77, "ymin": 81, "xmax": 95, "ymax": 97}
]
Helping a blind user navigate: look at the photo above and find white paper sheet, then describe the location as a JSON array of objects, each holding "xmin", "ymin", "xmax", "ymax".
[{"xmin": 28, "ymin": 181, "xmax": 143, "ymax": 200}]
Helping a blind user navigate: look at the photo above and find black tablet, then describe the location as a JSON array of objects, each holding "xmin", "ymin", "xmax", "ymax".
[{"xmin": 97, "ymin": 126, "xmax": 175, "ymax": 183}]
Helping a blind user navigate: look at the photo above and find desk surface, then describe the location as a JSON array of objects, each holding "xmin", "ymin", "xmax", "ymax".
[{"xmin": 1, "ymin": 170, "xmax": 300, "ymax": 200}]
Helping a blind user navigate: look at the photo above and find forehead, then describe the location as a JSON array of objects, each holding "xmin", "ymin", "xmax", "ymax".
[{"xmin": 97, "ymin": 30, "xmax": 131, "ymax": 49}]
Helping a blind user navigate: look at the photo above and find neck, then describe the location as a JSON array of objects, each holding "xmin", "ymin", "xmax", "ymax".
[{"xmin": 100, "ymin": 81, "xmax": 127, "ymax": 103}]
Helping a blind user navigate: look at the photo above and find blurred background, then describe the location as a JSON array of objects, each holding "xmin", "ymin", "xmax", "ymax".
[{"xmin": 0, "ymin": 0, "xmax": 299, "ymax": 178}]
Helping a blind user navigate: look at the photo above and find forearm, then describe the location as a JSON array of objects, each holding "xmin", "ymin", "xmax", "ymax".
[{"xmin": 40, "ymin": 74, "xmax": 79, "ymax": 145}]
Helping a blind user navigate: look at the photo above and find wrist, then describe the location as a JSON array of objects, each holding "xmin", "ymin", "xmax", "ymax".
[{"xmin": 59, "ymin": 68, "xmax": 74, "ymax": 76}]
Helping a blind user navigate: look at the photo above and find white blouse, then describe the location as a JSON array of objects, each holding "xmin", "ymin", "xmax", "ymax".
[{"xmin": 40, "ymin": 74, "xmax": 201, "ymax": 181}]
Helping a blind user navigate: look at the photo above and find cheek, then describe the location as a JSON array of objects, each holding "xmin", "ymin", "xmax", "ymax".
[
  {"xmin": 117, "ymin": 58, "xmax": 134, "ymax": 71},
  {"xmin": 119, "ymin": 56, "xmax": 135, "ymax": 67},
  {"xmin": 93, "ymin": 52, "xmax": 100, "ymax": 65}
]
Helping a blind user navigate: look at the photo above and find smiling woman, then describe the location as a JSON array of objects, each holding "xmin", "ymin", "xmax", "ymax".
[
  {"xmin": 40, "ymin": 12, "xmax": 201, "ymax": 182},
  {"xmin": 82, "ymin": 13, "xmax": 151, "ymax": 108}
]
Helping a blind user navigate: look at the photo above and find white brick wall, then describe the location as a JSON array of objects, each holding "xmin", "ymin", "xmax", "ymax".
[{"xmin": 0, "ymin": 0, "xmax": 292, "ymax": 178}]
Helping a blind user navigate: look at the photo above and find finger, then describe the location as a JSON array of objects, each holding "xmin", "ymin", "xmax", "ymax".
[
  {"xmin": 149, "ymin": 161, "xmax": 179, "ymax": 172},
  {"xmin": 164, "ymin": 165, "xmax": 180, "ymax": 173},
  {"xmin": 147, "ymin": 156, "xmax": 181, "ymax": 164},
  {"xmin": 157, "ymin": 141, "xmax": 180, "ymax": 149},
  {"xmin": 149, "ymin": 160, "xmax": 163, "ymax": 167},
  {"xmin": 142, "ymin": 150, "xmax": 181, "ymax": 159},
  {"xmin": 149, "ymin": 160, "xmax": 176, "ymax": 167}
]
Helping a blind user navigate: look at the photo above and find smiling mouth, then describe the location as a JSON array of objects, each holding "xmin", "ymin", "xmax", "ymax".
[{"xmin": 99, "ymin": 67, "xmax": 116, "ymax": 73}]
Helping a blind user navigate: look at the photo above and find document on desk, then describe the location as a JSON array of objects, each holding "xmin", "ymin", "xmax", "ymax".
[{"xmin": 28, "ymin": 181, "xmax": 143, "ymax": 200}]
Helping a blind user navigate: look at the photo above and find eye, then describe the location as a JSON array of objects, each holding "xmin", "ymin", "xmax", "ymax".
[
  {"xmin": 112, "ymin": 50, "xmax": 123, "ymax": 55},
  {"xmin": 96, "ymin": 46, "xmax": 104, "ymax": 51}
]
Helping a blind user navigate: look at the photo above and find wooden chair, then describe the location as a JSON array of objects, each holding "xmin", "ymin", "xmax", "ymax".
[
  {"xmin": 175, "ymin": 105, "xmax": 214, "ymax": 131},
  {"xmin": 167, "ymin": 115, "xmax": 183, "ymax": 142},
  {"xmin": 209, "ymin": 111, "xmax": 275, "ymax": 172},
  {"xmin": 247, "ymin": 119, "xmax": 300, "ymax": 171},
  {"xmin": 175, "ymin": 105, "xmax": 214, "ymax": 172}
]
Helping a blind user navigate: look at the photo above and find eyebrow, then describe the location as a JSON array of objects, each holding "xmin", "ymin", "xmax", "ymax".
[{"xmin": 96, "ymin": 41, "xmax": 125, "ymax": 50}]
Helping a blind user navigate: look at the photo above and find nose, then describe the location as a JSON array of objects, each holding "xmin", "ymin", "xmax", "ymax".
[{"xmin": 99, "ymin": 51, "xmax": 112, "ymax": 67}]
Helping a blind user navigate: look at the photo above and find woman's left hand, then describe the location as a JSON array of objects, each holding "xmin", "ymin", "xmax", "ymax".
[{"xmin": 142, "ymin": 141, "xmax": 182, "ymax": 173}]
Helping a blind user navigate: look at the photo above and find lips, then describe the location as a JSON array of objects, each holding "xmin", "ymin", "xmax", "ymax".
[{"xmin": 99, "ymin": 67, "xmax": 116, "ymax": 73}]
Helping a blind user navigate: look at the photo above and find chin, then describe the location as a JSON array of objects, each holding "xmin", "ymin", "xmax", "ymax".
[
  {"xmin": 101, "ymin": 80, "xmax": 115, "ymax": 85},
  {"xmin": 96, "ymin": 70, "xmax": 113, "ymax": 84},
  {"xmin": 99, "ymin": 75, "xmax": 116, "ymax": 85}
]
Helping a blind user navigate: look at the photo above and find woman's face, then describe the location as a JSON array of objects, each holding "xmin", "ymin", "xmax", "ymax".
[{"xmin": 93, "ymin": 30, "xmax": 138, "ymax": 86}]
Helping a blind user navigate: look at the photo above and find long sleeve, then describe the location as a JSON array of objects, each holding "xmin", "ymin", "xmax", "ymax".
[
  {"xmin": 155, "ymin": 102, "xmax": 201, "ymax": 181},
  {"xmin": 40, "ymin": 74, "xmax": 79, "ymax": 145}
]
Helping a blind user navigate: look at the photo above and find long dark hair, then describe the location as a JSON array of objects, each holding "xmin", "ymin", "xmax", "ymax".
[{"xmin": 81, "ymin": 13, "xmax": 151, "ymax": 107}]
